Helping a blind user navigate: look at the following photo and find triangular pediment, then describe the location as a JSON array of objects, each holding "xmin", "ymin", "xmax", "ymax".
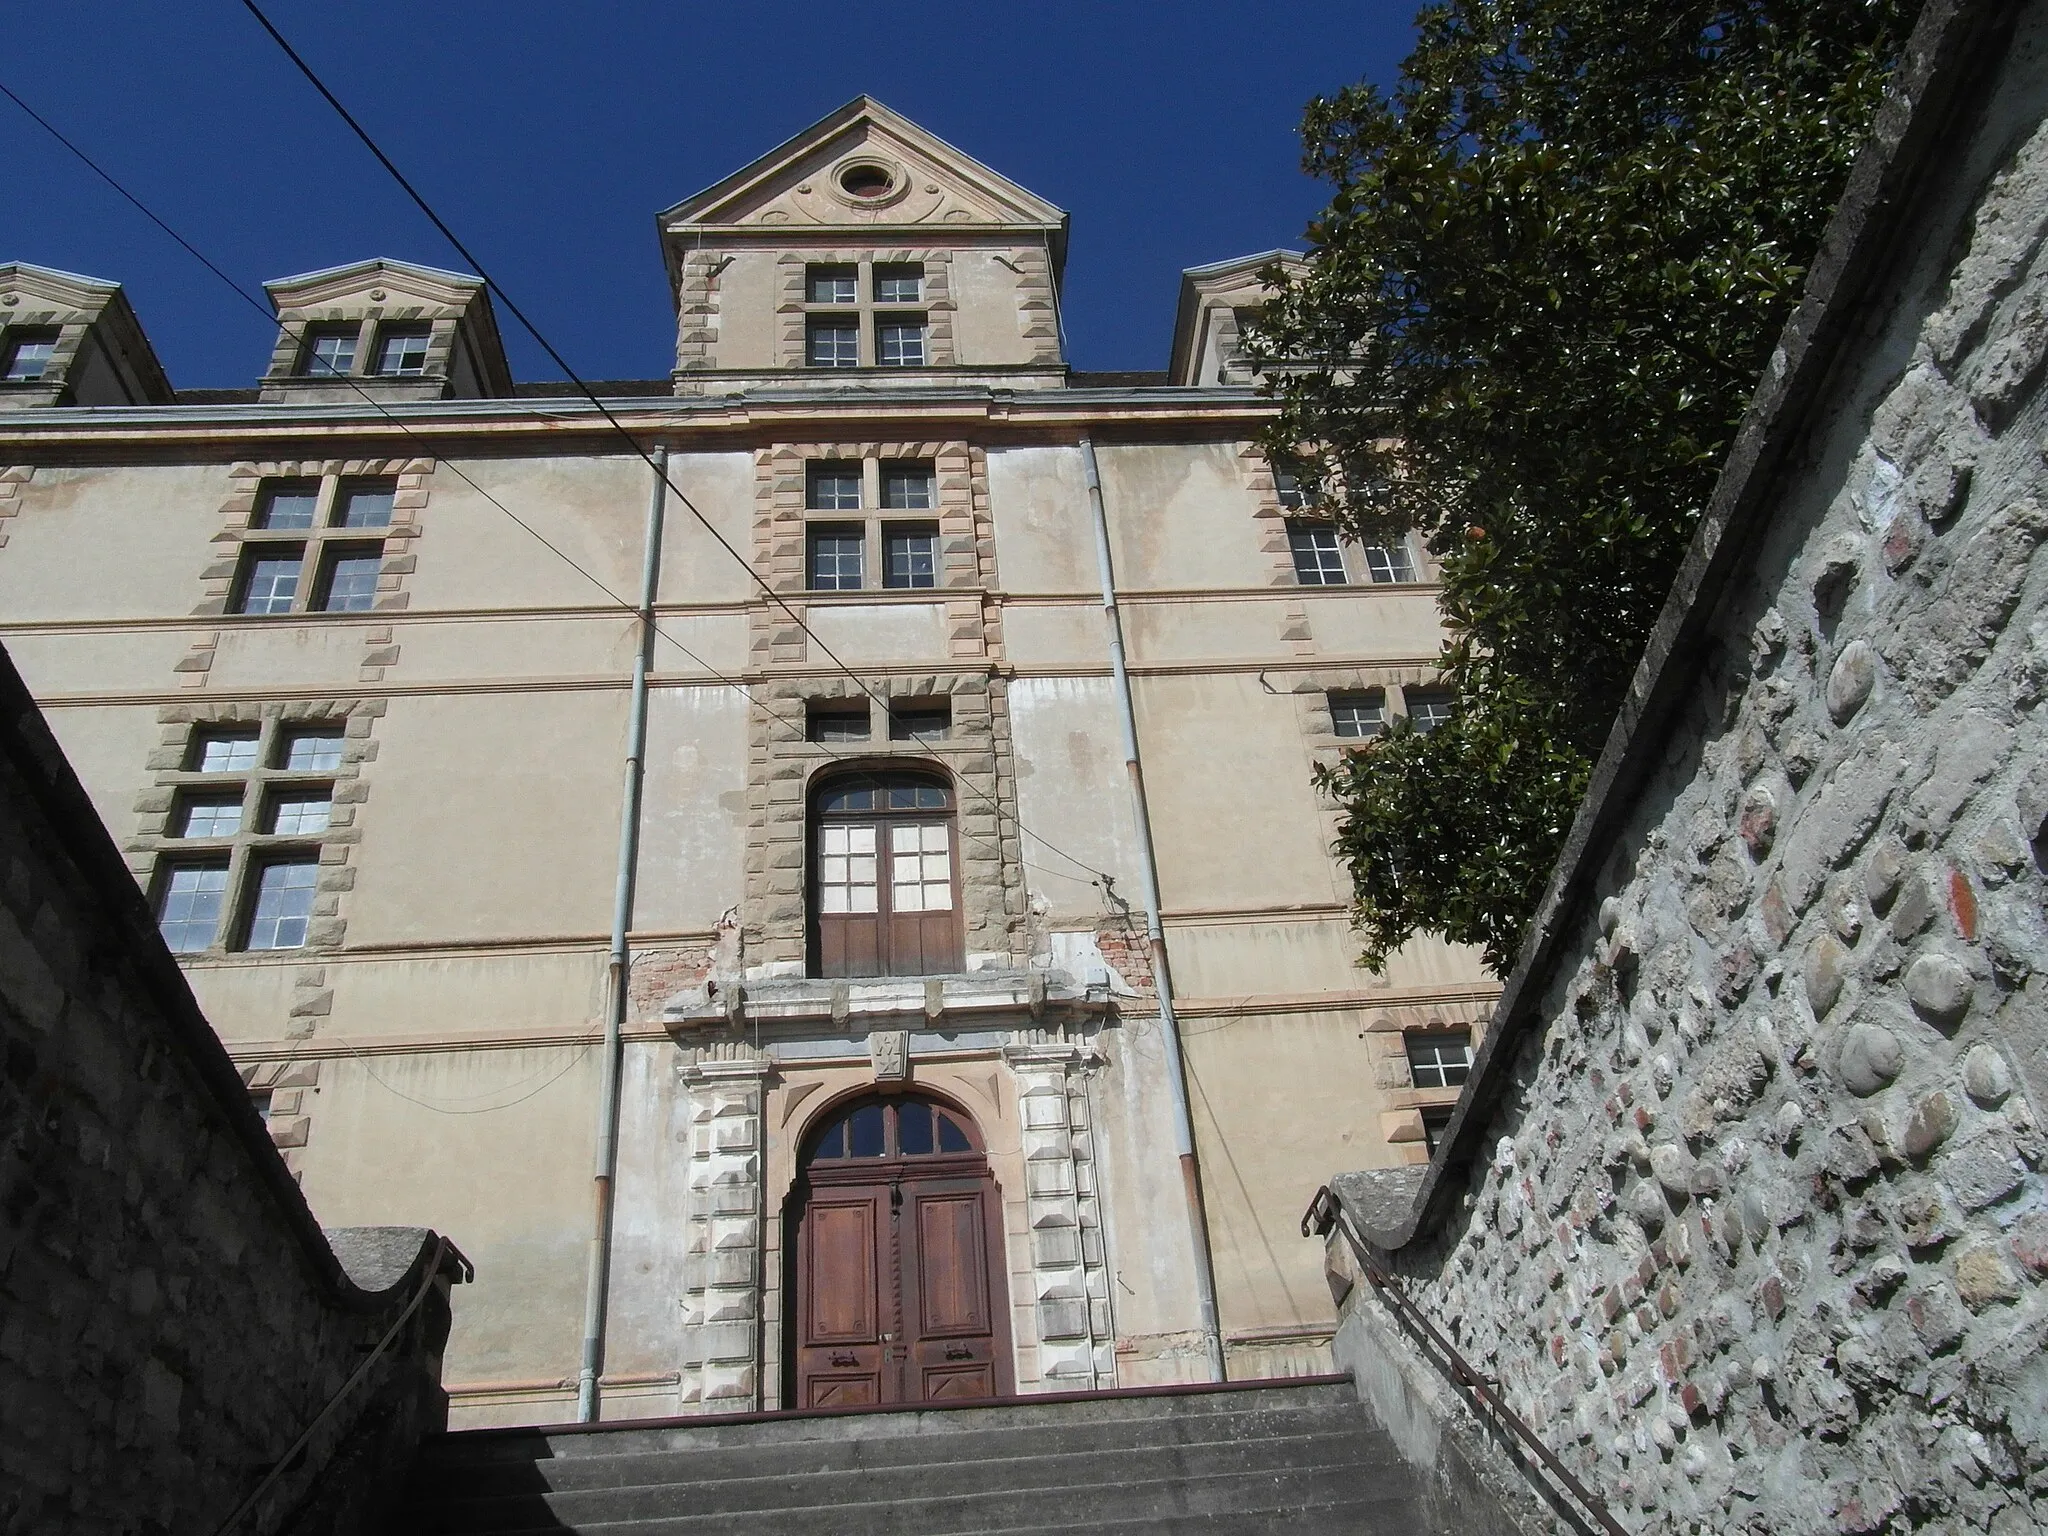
[
  {"xmin": 264, "ymin": 258, "xmax": 487, "ymax": 313},
  {"xmin": 0, "ymin": 262, "xmax": 123, "ymax": 312},
  {"xmin": 661, "ymin": 97, "xmax": 1066, "ymax": 235}
]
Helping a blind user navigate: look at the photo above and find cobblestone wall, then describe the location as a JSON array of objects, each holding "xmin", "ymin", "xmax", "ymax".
[
  {"xmin": 1350, "ymin": 7, "xmax": 2048, "ymax": 1533},
  {"xmin": 0, "ymin": 643, "xmax": 458, "ymax": 1535}
]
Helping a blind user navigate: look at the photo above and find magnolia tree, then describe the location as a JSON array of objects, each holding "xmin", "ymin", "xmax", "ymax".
[{"xmin": 1246, "ymin": 0, "xmax": 1912, "ymax": 974}]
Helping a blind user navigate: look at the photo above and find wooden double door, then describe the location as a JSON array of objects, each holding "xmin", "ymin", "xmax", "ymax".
[{"xmin": 791, "ymin": 1094, "xmax": 1013, "ymax": 1409}]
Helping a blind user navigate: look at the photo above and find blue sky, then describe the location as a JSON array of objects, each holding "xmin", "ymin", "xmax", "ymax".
[{"xmin": 6, "ymin": 3, "xmax": 1417, "ymax": 386}]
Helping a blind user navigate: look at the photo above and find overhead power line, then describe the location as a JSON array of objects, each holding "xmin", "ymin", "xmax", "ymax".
[
  {"xmin": 234, "ymin": 0, "xmax": 1112, "ymax": 887},
  {"xmin": 0, "ymin": 72, "xmax": 1113, "ymax": 894}
]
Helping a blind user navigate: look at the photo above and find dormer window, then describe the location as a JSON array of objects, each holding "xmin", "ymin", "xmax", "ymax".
[
  {"xmin": 2, "ymin": 329, "xmax": 59, "ymax": 382},
  {"xmin": 300, "ymin": 325, "xmax": 358, "ymax": 378},
  {"xmin": 372, "ymin": 324, "xmax": 430, "ymax": 377}
]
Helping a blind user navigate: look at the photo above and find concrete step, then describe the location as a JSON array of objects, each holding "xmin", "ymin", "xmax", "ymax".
[
  {"xmin": 421, "ymin": 1379, "xmax": 1361, "ymax": 1468},
  {"xmin": 411, "ymin": 1425, "xmax": 1401, "ymax": 1530},
  {"xmin": 412, "ymin": 1399, "xmax": 1380, "ymax": 1503},
  {"xmin": 401, "ymin": 1457, "xmax": 1406, "ymax": 1535}
]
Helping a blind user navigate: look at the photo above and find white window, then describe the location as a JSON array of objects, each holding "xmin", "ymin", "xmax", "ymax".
[
  {"xmin": 1366, "ymin": 543, "xmax": 1419, "ymax": 583},
  {"xmin": 301, "ymin": 327, "xmax": 358, "ymax": 377},
  {"xmin": 316, "ymin": 546, "xmax": 384, "ymax": 612},
  {"xmin": 890, "ymin": 824, "xmax": 953, "ymax": 912},
  {"xmin": 883, "ymin": 528, "xmax": 937, "ymax": 589},
  {"xmin": 874, "ymin": 265, "xmax": 923, "ymax": 304},
  {"xmin": 246, "ymin": 859, "xmax": 319, "ymax": 949},
  {"xmin": 1406, "ymin": 1030, "xmax": 1474, "ymax": 1088},
  {"xmin": 255, "ymin": 482, "xmax": 319, "ymax": 531},
  {"xmin": 3, "ymin": 330, "xmax": 60, "ymax": 382},
  {"xmin": 807, "ymin": 462, "xmax": 863, "ymax": 511},
  {"xmin": 1406, "ymin": 690, "xmax": 1454, "ymax": 733},
  {"xmin": 156, "ymin": 862, "xmax": 229, "ymax": 952},
  {"xmin": 877, "ymin": 317, "xmax": 927, "ymax": 367},
  {"xmin": 807, "ymin": 318, "xmax": 860, "ymax": 368},
  {"xmin": 266, "ymin": 790, "xmax": 333, "ymax": 836},
  {"xmin": 234, "ymin": 551, "xmax": 304, "ymax": 615},
  {"xmin": 1288, "ymin": 523, "xmax": 1347, "ymax": 585},
  {"xmin": 1329, "ymin": 691, "xmax": 1385, "ymax": 738},
  {"xmin": 336, "ymin": 482, "xmax": 395, "ymax": 528},
  {"xmin": 881, "ymin": 463, "xmax": 935, "ymax": 509},
  {"xmin": 373, "ymin": 326, "xmax": 430, "ymax": 376},
  {"xmin": 176, "ymin": 795, "xmax": 244, "ymax": 838},
  {"xmin": 191, "ymin": 729, "xmax": 260, "ymax": 773},
  {"xmin": 818, "ymin": 824, "xmax": 879, "ymax": 913},
  {"xmin": 807, "ymin": 265, "xmax": 858, "ymax": 304},
  {"xmin": 279, "ymin": 727, "xmax": 346, "ymax": 771}
]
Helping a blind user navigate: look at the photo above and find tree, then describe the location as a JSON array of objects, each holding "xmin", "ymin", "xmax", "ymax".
[{"xmin": 1246, "ymin": 0, "xmax": 1912, "ymax": 975}]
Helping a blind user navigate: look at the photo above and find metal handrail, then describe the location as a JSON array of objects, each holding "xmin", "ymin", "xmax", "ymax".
[
  {"xmin": 211, "ymin": 1236, "xmax": 453, "ymax": 1536},
  {"xmin": 1304, "ymin": 1186, "xmax": 1627, "ymax": 1536}
]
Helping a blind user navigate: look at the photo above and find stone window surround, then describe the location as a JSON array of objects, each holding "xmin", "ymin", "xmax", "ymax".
[
  {"xmin": 1291, "ymin": 667, "xmax": 1449, "ymax": 756},
  {"xmin": 0, "ymin": 311, "xmax": 90, "ymax": 399},
  {"xmin": 225, "ymin": 475, "xmax": 398, "ymax": 617},
  {"xmin": 183, "ymin": 458, "xmax": 430, "ymax": 688},
  {"xmin": 128, "ymin": 698, "xmax": 384, "ymax": 968},
  {"xmin": 1240, "ymin": 445, "xmax": 1438, "ymax": 590},
  {"xmin": 776, "ymin": 249, "xmax": 957, "ymax": 372},
  {"xmin": 238, "ymin": 1058, "xmax": 322, "ymax": 1178},
  {"xmin": 741, "ymin": 672, "xmax": 1025, "ymax": 979},
  {"xmin": 1357, "ymin": 999, "xmax": 1491, "ymax": 1163},
  {"xmin": 766, "ymin": 441, "xmax": 979, "ymax": 597}
]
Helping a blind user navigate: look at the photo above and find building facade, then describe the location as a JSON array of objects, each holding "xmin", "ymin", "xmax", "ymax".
[{"xmin": 0, "ymin": 98, "xmax": 1495, "ymax": 1425}]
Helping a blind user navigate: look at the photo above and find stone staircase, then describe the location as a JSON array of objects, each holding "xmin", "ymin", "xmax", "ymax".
[{"xmin": 396, "ymin": 1377, "xmax": 1447, "ymax": 1534}]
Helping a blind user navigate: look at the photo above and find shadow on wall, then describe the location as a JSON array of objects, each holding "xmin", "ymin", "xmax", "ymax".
[{"xmin": 0, "ymin": 637, "xmax": 468, "ymax": 1536}]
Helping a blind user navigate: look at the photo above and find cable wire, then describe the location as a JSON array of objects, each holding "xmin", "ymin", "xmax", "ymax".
[
  {"xmin": 235, "ymin": 0, "xmax": 1114, "ymax": 886},
  {"xmin": 0, "ymin": 72, "xmax": 1110, "ymax": 895}
]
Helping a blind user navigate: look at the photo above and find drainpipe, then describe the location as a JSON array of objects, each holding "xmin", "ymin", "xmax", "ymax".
[
  {"xmin": 577, "ymin": 444, "xmax": 668, "ymax": 1422},
  {"xmin": 1080, "ymin": 436, "xmax": 1226, "ymax": 1384}
]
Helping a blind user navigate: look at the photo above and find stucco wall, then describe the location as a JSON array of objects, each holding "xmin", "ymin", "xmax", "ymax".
[{"xmin": 1354, "ymin": 9, "xmax": 2048, "ymax": 1532}]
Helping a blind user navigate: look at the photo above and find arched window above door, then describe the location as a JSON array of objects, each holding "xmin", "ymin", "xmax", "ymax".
[
  {"xmin": 804, "ymin": 1094, "xmax": 978, "ymax": 1165},
  {"xmin": 810, "ymin": 769, "xmax": 962, "ymax": 979}
]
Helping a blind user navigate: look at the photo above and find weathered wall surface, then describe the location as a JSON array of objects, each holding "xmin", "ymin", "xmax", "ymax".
[
  {"xmin": 0, "ymin": 643, "xmax": 460, "ymax": 1535},
  {"xmin": 1349, "ymin": 7, "xmax": 2048, "ymax": 1532}
]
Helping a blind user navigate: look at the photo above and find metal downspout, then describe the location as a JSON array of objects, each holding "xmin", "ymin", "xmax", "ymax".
[
  {"xmin": 1080, "ymin": 436, "xmax": 1226, "ymax": 1384},
  {"xmin": 577, "ymin": 444, "xmax": 668, "ymax": 1422}
]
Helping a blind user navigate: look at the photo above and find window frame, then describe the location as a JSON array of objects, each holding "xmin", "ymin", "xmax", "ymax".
[
  {"xmin": 230, "ymin": 473, "xmax": 394, "ymax": 618},
  {"xmin": 1405, "ymin": 689, "xmax": 1454, "ymax": 734},
  {"xmin": 1328, "ymin": 689, "xmax": 1386, "ymax": 740},
  {"xmin": 875, "ymin": 314, "xmax": 928, "ymax": 368},
  {"xmin": 1364, "ymin": 540, "xmax": 1421, "ymax": 584},
  {"xmin": 805, "ymin": 315, "xmax": 861, "ymax": 369},
  {"xmin": 371, "ymin": 324, "xmax": 432, "ymax": 377},
  {"xmin": 2, "ymin": 327, "xmax": 62, "ymax": 383},
  {"xmin": 881, "ymin": 523, "xmax": 939, "ymax": 590},
  {"xmin": 1287, "ymin": 521, "xmax": 1349, "ymax": 586},
  {"xmin": 806, "ymin": 523, "xmax": 867, "ymax": 592},
  {"xmin": 805, "ymin": 701, "xmax": 872, "ymax": 743},
  {"xmin": 298, "ymin": 324, "xmax": 360, "ymax": 378},
  {"xmin": 1405, "ymin": 1029, "xmax": 1474, "ymax": 1090},
  {"xmin": 809, "ymin": 770, "xmax": 962, "ymax": 979},
  {"xmin": 798, "ymin": 258, "xmax": 932, "ymax": 370}
]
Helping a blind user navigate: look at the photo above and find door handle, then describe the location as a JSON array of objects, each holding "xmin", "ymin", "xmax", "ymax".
[
  {"xmin": 830, "ymin": 1352, "xmax": 858, "ymax": 1366},
  {"xmin": 944, "ymin": 1345, "xmax": 973, "ymax": 1360}
]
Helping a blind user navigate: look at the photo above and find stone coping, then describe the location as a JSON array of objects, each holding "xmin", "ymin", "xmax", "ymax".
[{"xmin": 1338, "ymin": 0, "xmax": 2022, "ymax": 1254}]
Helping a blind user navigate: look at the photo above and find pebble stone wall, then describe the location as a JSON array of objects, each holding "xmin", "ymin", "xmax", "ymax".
[{"xmin": 1371, "ymin": 18, "xmax": 2048, "ymax": 1536}]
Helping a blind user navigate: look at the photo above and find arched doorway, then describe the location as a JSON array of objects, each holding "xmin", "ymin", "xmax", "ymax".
[
  {"xmin": 788, "ymin": 1090, "xmax": 1013, "ymax": 1408},
  {"xmin": 809, "ymin": 769, "xmax": 962, "ymax": 978}
]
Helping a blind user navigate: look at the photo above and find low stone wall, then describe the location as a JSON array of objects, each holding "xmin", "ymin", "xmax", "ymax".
[
  {"xmin": 0, "ymin": 640, "xmax": 464, "ymax": 1536},
  {"xmin": 1328, "ymin": 2, "xmax": 2048, "ymax": 1532}
]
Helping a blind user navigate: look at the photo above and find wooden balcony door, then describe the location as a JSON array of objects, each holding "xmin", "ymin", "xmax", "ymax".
[
  {"xmin": 812, "ymin": 773, "xmax": 963, "ymax": 978},
  {"xmin": 792, "ymin": 1094, "xmax": 1012, "ymax": 1409}
]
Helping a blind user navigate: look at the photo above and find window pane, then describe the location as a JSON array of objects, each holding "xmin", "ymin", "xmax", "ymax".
[
  {"xmin": 880, "ymin": 464, "xmax": 935, "ymax": 509},
  {"xmin": 874, "ymin": 265, "xmax": 923, "ymax": 304},
  {"xmin": 847, "ymin": 1104, "xmax": 885, "ymax": 1157},
  {"xmin": 234, "ymin": 550, "xmax": 304, "ymax": 614},
  {"xmin": 1407, "ymin": 691, "xmax": 1453, "ymax": 733},
  {"xmin": 255, "ymin": 482, "xmax": 319, "ymax": 530},
  {"xmin": 819, "ymin": 786, "xmax": 875, "ymax": 813},
  {"xmin": 266, "ymin": 790, "xmax": 333, "ymax": 835},
  {"xmin": 280, "ymin": 727, "xmax": 346, "ymax": 771},
  {"xmin": 806, "ymin": 318, "xmax": 859, "ymax": 367},
  {"xmin": 1406, "ymin": 1031, "xmax": 1474, "ymax": 1089},
  {"xmin": 876, "ymin": 318, "xmax": 926, "ymax": 367},
  {"xmin": 1329, "ymin": 691, "xmax": 1385, "ymax": 739},
  {"xmin": 883, "ymin": 528, "xmax": 937, "ymax": 589},
  {"xmin": 808, "ymin": 528, "xmax": 864, "ymax": 590},
  {"xmin": 190, "ymin": 728, "xmax": 260, "ymax": 773},
  {"xmin": 806, "ymin": 264, "xmax": 857, "ymax": 304},
  {"xmin": 1422, "ymin": 1107, "xmax": 1455, "ymax": 1156},
  {"xmin": 1288, "ymin": 524, "xmax": 1346, "ymax": 585},
  {"xmin": 890, "ymin": 706, "xmax": 950, "ymax": 742},
  {"xmin": 175, "ymin": 794, "xmax": 243, "ymax": 838},
  {"xmin": 937, "ymin": 1113, "xmax": 972, "ymax": 1153},
  {"xmin": 336, "ymin": 483, "xmax": 395, "ymax": 528},
  {"xmin": 1365, "ymin": 543, "xmax": 1419, "ymax": 584},
  {"xmin": 1272, "ymin": 467, "xmax": 1306, "ymax": 509},
  {"xmin": 811, "ymin": 1116, "xmax": 847, "ymax": 1160},
  {"xmin": 897, "ymin": 1100, "xmax": 934, "ymax": 1155},
  {"xmin": 3, "ymin": 331, "xmax": 58, "ymax": 382},
  {"xmin": 807, "ymin": 707, "xmax": 870, "ymax": 742},
  {"xmin": 374, "ymin": 327, "xmax": 431, "ymax": 376},
  {"xmin": 302, "ymin": 328, "xmax": 357, "ymax": 377},
  {"xmin": 156, "ymin": 861, "xmax": 229, "ymax": 952},
  {"xmin": 317, "ymin": 546, "xmax": 383, "ymax": 612},
  {"xmin": 807, "ymin": 463, "xmax": 862, "ymax": 510},
  {"xmin": 245, "ymin": 859, "xmax": 319, "ymax": 950}
]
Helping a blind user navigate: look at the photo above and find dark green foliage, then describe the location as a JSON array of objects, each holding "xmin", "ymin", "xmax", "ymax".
[{"xmin": 1246, "ymin": 0, "xmax": 1910, "ymax": 974}]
